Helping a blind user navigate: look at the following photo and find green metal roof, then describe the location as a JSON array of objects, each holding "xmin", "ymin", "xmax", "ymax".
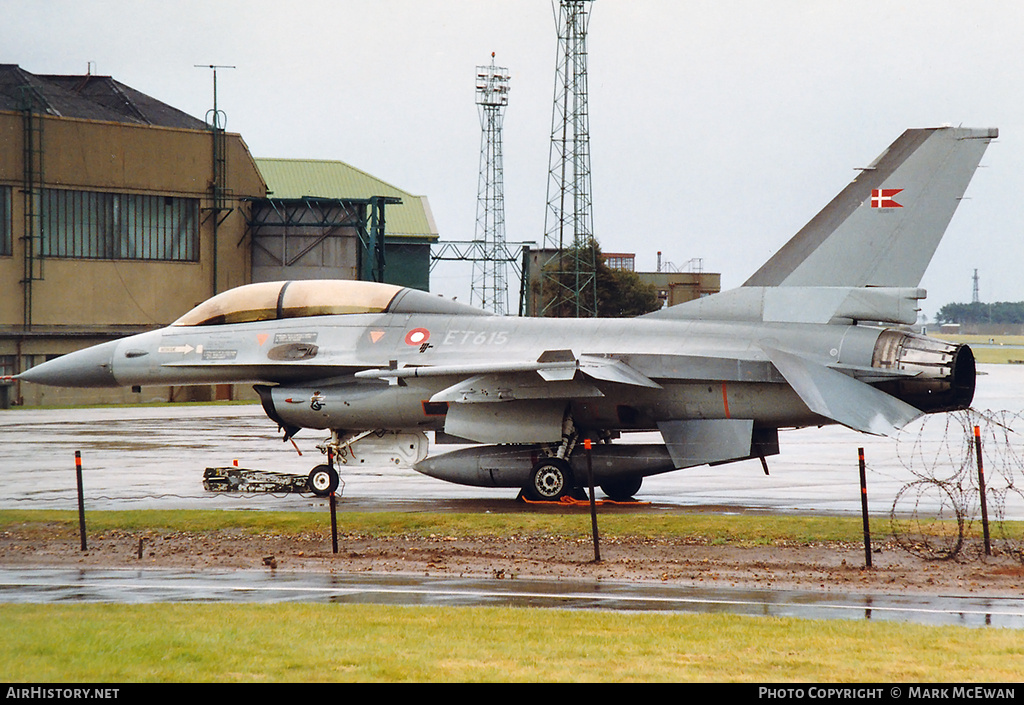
[{"xmin": 254, "ymin": 158, "xmax": 438, "ymax": 241}]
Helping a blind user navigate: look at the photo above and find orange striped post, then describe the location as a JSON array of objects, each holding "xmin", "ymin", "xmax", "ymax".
[
  {"xmin": 75, "ymin": 451, "xmax": 87, "ymax": 551},
  {"xmin": 858, "ymin": 448, "xmax": 871, "ymax": 568},
  {"xmin": 583, "ymin": 438, "xmax": 600, "ymax": 563},
  {"xmin": 974, "ymin": 426, "xmax": 991, "ymax": 556}
]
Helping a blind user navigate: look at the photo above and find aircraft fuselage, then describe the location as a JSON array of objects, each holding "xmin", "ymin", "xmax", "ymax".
[{"xmin": 23, "ymin": 309, "xmax": 962, "ymax": 438}]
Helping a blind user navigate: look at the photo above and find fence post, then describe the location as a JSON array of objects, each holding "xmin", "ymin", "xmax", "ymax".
[
  {"xmin": 858, "ymin": 448, "xmax": 871, "ymax": 568},
  {"xmin": 328, "ymin": 447, "xmax": 339, "ymax": 555},
  {"xmin": 584, "ymin": 438, "xmax": 600, "ymax": 563},
  {"xmin": 974, "ymin": 426, "xmax": 992, "ymax": 556},
  {"xmin": 75, "ymin": 451, "xmax": 87, "ymax": 551}
]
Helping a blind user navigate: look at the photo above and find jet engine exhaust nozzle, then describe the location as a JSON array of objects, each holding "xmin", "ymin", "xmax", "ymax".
[{"xmin": 871, "ymin": 329, "xmax": 976, "ymax": 414}]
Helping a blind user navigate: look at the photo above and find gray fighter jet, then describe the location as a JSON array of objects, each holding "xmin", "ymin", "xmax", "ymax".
[{"xmin": 18, "ymin": 126, "xmax": 996, "ymax": 501}]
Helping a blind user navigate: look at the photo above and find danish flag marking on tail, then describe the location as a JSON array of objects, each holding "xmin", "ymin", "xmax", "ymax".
[{"xmin": 871, "ymin": 188, "xmax": 904, "ymax": 208}]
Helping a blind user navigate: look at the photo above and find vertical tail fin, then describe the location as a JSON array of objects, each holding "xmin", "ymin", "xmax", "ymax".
[{"xmin": 743, "ymin": 126, "xmax": 996, "ymax": 288}]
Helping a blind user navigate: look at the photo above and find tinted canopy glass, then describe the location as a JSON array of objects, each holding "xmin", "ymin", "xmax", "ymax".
[{"xmin": 173, "ymin": 280, "xmax": 404, "ymax": 326}]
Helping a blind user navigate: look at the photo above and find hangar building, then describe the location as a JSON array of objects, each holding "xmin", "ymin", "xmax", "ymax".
[
  {"xmin": 252, "ymin": 158, "xmax": 437, "ymax": 291},
  {"xmin": 0, "ymin": 65, "xmax": 437, "ymax": 407}
]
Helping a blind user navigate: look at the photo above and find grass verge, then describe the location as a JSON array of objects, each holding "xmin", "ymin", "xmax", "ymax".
[
  {"xmin": 2, "ymin": 508, "xmax": 1021, "ymax": 544},
  {"xmin": 2, "ymin": 603, "xmax": 1023, "ymax": 682},
  {"xmin": 937, "ymin": 334, "xmax": 1024, "ymax": 364}
]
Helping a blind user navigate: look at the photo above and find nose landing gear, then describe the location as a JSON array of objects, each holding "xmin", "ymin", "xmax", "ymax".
[{"xmin": 305, "ymin": 428, "xmax": 430, "ymax": 497}]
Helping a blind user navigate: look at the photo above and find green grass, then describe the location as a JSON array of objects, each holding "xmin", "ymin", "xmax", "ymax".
[
  {"xmin": 3, "ymin": 508, "xmax": 1020, "ymax": 544},
  {"xmin": 936, "ymin": 334, "xmax": 1024, "ymax": 364},
  {"xmin": 0, "ymin": 508, "xmax": 910, "ymax": 544},
  {"xmin": 2, "ymin": 603, "xmax": 1023, "ymax": 682},
  {"xmin": 939, "ymin": 334, "xmax": 1024, "ymax": 346}
]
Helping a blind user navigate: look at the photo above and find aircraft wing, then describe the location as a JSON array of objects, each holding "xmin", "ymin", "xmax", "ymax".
[
  {"xmin": 354, "ymin": 345, "xmax": 921, "ymax": 437},
  {"xmin": 354, "ymin": 350, "xmax": 663, "ymax": 395}
]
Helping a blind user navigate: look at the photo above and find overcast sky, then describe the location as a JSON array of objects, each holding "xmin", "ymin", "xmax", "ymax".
[{"xmin": 4, "ymin": 0, "xmax": 1023, "ymax": 318}]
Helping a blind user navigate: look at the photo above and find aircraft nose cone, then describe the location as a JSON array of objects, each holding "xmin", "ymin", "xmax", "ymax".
[{"xmin": 18, "ymin": 340, "xmax": 120, "ymax": 388}]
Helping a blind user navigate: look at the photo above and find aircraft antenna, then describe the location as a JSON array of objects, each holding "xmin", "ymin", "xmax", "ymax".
[
  {"xmin": 539, "ymin": 0, "xmax": 598, "ymax": 317},
  {"xmin": 471, "ymin": 53, "xmax": 512, "ymax": 315},
  {"xmin": 195, "ymin": 64, "xmax": 235, "ymax": 295}
]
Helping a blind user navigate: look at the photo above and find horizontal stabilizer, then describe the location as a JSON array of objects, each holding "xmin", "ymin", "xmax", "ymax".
[{"xmin": 763, "ymin": 347, "xmax": 923, "ymax": 436}]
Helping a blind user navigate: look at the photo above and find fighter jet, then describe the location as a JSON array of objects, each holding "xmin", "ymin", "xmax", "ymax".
[{"xmin": 18, "ymin": 126, "xmax": 996, "ymax": 501}]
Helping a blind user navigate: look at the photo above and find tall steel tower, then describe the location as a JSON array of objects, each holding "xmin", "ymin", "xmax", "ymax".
[
  {"xmin": 471, "ymin": 54, "xmax": 512, "ymax": 314},
  {"xmin": 540, "ymin": 0, "xmax": 597, "ymax": 317}
]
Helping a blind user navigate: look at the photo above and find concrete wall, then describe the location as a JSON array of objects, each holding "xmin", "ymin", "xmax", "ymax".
[{"xmin": 637, "ymin": 271, "xmax": 722, "ymax": 308}]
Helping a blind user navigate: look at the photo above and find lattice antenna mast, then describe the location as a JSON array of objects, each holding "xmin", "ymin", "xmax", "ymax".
[
  {"xmin": 540, "ymin": 0, "xmax": 597, "ymax": 317},
  {"xmin": 471, "ymin": 54, "xmax": 511, "ymax": 314}
]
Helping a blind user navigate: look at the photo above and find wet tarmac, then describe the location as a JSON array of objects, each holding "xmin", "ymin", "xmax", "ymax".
[
  {"xmin": 4, "ymin": 566, "xmax": 1024, "ymax": 629},
  {"xmin": 2, "ymin": 364, "xmax": 1024, "ymax": 626},
  {"xmin": 1, "ymin": 364, "xmax": 1023, "ymax": 519}
]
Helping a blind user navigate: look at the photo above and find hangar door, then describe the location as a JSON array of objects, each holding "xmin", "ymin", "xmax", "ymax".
[{"xmin": 248, "ymin": 198, "xmax": 366, "ymax": 283}]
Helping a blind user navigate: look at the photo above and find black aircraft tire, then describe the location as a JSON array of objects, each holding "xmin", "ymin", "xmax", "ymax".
[
  {"xmin": 600, "ymin": 477, "xmax": 643, "ymax": 502},
  {"xmin": 525, "ymin": 458, "xmax": 573, "ymax": 502},
  {"xmin": 308, "ymin": 464, "xmax": 339, "ymax": 497}
]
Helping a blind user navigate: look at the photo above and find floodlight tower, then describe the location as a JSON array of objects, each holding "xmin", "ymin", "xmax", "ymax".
[
  {"xmin": 471, "ymin": 54, "xmax": 512, "ymax": 314},
  {"xmin": 540, "ymin": 0, "xmax": 597, "ymax": 317}
]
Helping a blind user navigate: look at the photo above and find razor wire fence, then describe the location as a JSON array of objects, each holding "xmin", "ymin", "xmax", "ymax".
[{"xmin": 888, "ymin": 408, "xmax": 1024, "ymax": 562}]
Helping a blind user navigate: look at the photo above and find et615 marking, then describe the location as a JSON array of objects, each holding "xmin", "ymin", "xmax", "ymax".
[{"xmin": 442, "ymin": 330, "xmax": 509, "ymax": 346}]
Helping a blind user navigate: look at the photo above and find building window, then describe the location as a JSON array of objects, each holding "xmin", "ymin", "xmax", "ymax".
[
  {"xmin": 41, "ymin": 189, "xmax": 199, "ymax": 261},
  {"xmin": 602, "ymin": 253, "xmax": 635, "ymax": 271},
  {"xmin": 0, "ymin": 186, "xmax": 10, "ymax": 256}
]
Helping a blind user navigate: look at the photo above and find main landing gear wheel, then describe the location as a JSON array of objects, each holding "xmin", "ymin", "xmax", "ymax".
[
  {"xmin": 525, "ymin": 457, "xmax": 574, "ymax": 501},
  {"xmin": 600, "ymin": 477, "xmax": 643, "ymax": 502},
  {"xmin": 308, "ymin": 464, "xmax": 339, "ymax": 497}
]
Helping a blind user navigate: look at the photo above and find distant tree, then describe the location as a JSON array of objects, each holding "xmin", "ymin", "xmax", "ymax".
[
  {"xmin": 596, "ymin": 264, "xmax": 661, "ymax": 318},
  {"xmin": 935, "ymin": 301, "xmax": 1024, "ymax": 325},
  {"xmin": 535, "ymin": 238, "xmax": 660, "ymax": 318}
]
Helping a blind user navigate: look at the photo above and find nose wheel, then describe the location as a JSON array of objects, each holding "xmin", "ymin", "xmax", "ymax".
[
  {"xmin": 308, "ymin": 463, "xmax": 339, "ymax": 497},
  {"xmin": 308, "ymin": 429, "xmax": 360, "ymax": 497}
]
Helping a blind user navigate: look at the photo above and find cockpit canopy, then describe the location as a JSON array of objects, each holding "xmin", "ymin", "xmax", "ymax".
[{"xmin": 172, "ymin": 280, "xmax": 490, "ymax": 327}]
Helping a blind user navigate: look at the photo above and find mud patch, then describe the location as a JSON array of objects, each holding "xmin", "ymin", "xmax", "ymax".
[{"xmin": 3, "ymin": 527, "xmax": 1023, "ymax": 596}]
